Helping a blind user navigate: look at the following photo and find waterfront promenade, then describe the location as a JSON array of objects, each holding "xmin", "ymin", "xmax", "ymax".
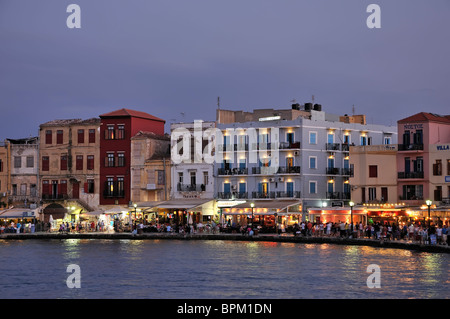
[{"xmin": 1, "ymin": 231, "xmax": 449, "ymax": 254}]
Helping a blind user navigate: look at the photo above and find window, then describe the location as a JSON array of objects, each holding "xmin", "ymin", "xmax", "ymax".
[
  {"xmin": 309, "ymin": 181, "xmax": 317, "ymax": 194},
  {"xmin": 327, "ymin": 133, "xmax": 334, "ymax": 144},
  {"xmin": 87, "ymin": 155, "xmax": 94, "ymax": 170},
  {"xmin": 448, "ymin": 159, "xmax": 450, "ymax": 175},
  {"xmin": 86, "ymin": 179, "xmax": 95, "ymax": 193},
  {"xmin": 343, "ymin": 134, "xmax": 351, "ymax": 144},
  {"xmin": 26, "ymin": 156, "xmax": 34, "ymax": 168},
  {"xmin": 433, "ymin": 160, "xmax": 442, "ymax": 176},
  {"xmin": 106, "ymin": 177, "xmax": 114, "ymax": 197},
  {"xmin": 384, "ymin": 136, "xmax": 391, "ymax": 145},
  {"xmin": 178, "ymin": 172, "xmax": 183, "ymax": 184},
  {"xmin": 157, "ymin": 170, "xmax": 165, "ymax": 185},
  {"xmin": 203, "ymin": 171, "xmax": 208, "ymax": 186},
  {"xmin": 106, "ymin": 153, "xmax": 115, "ymax": 167},
  {"xmin": 14, "ymin": 156, "xmax": 21, "ymax": 168},
  {"xmin": 369, "ymin": 165, "xmax": 378, "ymax": 178},
  {"xmin": 0, "ymin": 159, "xmax": 3, "ymax": 172},
  {"xmin": 42, "ymin": 180, "xmax": 50, "ymax": 195},
  {"xmin": 106, "ymin": 126, "xmax": 115, "ymax": 140},
  {"xmin": 56, "ymin": 130, "xmax": 63, "ymax": 144},
  {"xmin": 60, "ymin": 155, "xmax": 68, "ymax": 171},
  {"xmin": 360, "ymin": 135, "xmax": 367, "ymax": 146},
  {"xmin": 369, "ymin": 187, "xmax": 377, "ymax": 201},
  {"xmin": 12, "ymin": 184, "xmax": 17, "ymax": 196},
  {"xmin": 42, "ymin": 156, "xmax": 49, "ymax": 171},
  {"xmin": 60, "ymin": 180, "xmax": 67, "ymax": 195},
  {"xmin": 89, "ymin": 129, "xmax": 96, "ymax": 143},
  {"xmin": 309, "ymin": 156, "xmax": 317, "ymax": 169},
  {"xmin": 45, "ymin": 130, "xmax": 52, "ymax": 144},
  {"xmin": 117, "ymin": 125, "xmax": 125, "ymax": 139},
  {"xmin": 309, "ymin": 132, "xmax": 317, "ymax": 145},
  {"xmin": 76, "ymin": 155, "xmax": 83, "ymax": 170},
  {"xmin": 117, "ymin": 177, "xmax": 124, "ymax": 197},
  {"xmin": 190, "ymin": 171, "xmax": 196, "ymax": 185},
  {"xmin": 78, "ymin": 129, "xmax": 85, "ymax": 144},
  {"xmin": 117, "ymin": 153, "xmax": 125, "ymax": 167}
]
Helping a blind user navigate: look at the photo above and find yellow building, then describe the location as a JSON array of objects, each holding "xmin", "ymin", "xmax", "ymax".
[
  {"xmin": 39, "ymin": 118, "xmax": 101, "ymax": 221},
  {"xmin": 0, "ymin": 142, "xmax": 9, "ymax": 208},
  {"xmin": 349, "ymin": 144, "xmax": 398, "ymax": 204}
]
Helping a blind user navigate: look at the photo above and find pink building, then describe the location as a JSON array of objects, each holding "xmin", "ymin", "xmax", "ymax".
[{"xmin": 397, "ymin": 112, "xmax": 450, "ymax": 206}]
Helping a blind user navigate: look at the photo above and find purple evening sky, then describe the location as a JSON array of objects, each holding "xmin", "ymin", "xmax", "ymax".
[{"xmin": 0, "ymin": 0, "xmax": 449, "ymax": 139}]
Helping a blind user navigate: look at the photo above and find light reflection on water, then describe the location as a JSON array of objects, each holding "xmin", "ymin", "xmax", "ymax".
[{"xmin": 0, "ymin": 239, "xmax": 448, "ymax": 299}]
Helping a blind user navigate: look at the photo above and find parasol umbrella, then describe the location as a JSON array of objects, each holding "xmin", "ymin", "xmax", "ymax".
[{"xmin": 188, "ymin": 214, "xmax": 193, "ymax": 225}]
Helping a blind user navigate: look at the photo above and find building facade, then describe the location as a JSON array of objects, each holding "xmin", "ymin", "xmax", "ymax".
[
  {"xmin": 214, "ymin": 103, "xmax": 398, "ymax": 220},
  {"xmin": 39, "ymin": 118, "xmax": 101, "ymax": 214},
  {"xmin": 397, "ymin": 112, "xmax": 450, "ymax": 206},
  {"xmin": 99, "ymin": 108, "xmax": 165, "ymax": 207}
]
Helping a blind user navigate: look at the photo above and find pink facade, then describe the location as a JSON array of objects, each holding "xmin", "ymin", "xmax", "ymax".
[{"xmin": 397, "ymin": 113, "xmax": 450, "ymax": 205}]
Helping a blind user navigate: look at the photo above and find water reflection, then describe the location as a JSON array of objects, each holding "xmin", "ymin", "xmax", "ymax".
[{"xmin": 0, "ymin": 239, "xmax": 448, "ymax": 299}]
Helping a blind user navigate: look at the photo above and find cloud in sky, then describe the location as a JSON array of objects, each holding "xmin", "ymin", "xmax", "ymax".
[{"xmin": 0, "ymin": 0, "xmax": 449, "ymax": 138}]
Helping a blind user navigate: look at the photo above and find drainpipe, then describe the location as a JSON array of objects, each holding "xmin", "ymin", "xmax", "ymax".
[{"xmin": 6, "ymin": 140, "xmax": 11, "ymax": 209}]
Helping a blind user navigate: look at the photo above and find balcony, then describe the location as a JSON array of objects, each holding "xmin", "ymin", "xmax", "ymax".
[
  {"xmin": 326, "ymin": 192, "xmax": 341, "ymax": 200},
  {"xmin": 397, "ymin": 171, "xmax": 424, "ymax": 179},
  {"xmin": 218, "ymin": 168, "xmax": 248, "ymax": 176},
  {"xmin": 177, "ymin": 184, "xmax": 205, "ymax": 192},
  {"xmin": 341, "ymin": 168, "xmax": 353, "ymax": 176},
  {"xmin": 217, "ymin": 192, "xmax": 232, "ymax": 199},
  {"xmin": 276, "ymin": 191, "xmax": 301, "ymax": 198},
  {"xmin": 279, "ymin": 141, "xmax": 300, "ymax": 149},
  {"xmin": 277, "ymin": 166, "xmax": 301, "ymax": 174},
  {"xmin": 341, "ymin": 192, "xmax": 351, "ymax": 200},
  {"xmin": 326, "ymin": 143, "xmax": 340, "ymax": 151},
  {"xmin": 398, "ymin": 144, "xmax": 424, "ymax": 151},
  {"xmin": 41, "ymin": 194, "xmax": 70, "ymax": 201},
  {"xmin": 341, "ymin": 144, "xmax": 350, "ymax": 152},
  {"xmin": 326, "ymin": 167, "xmax": 340, "ymax": 175},
  {"xmin": 252, "ymin": 191, "xmax": 275, "ymax": 199}
]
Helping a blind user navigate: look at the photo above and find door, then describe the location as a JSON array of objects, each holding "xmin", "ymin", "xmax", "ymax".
[
  {"xmin": 381, "ymin": 187, "xmax": 388, "ymax": 202},
  {"xmin": 286, "ymin": 182, "xmax": 294, "ymax": 197},
  {"xmin": 72, "ymin": 182, "xmax": 80, "ymax": 199}
]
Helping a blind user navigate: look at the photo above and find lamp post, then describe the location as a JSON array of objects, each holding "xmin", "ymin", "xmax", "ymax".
[
  {"xmin": 133, "ymin": 203, "xmax": 137, "ymax": 232},
  {"xmin": 426, "ymin": 200, "xmax": 432, "ymax": 229},
  {"xmin": 250, "ymin": 203, "xmax": 255, "ymax": 227},
  {"xmin": 349, "ymin": 201, "xmax": 355, "ymax": 234}
]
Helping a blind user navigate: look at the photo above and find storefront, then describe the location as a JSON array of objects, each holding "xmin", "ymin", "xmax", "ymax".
[
  {"xmin": 308, "ymin": 206, "xmax": 367, "ymax": 225},
  {"xmin": 150, "ymin": 199, "xmax": 216, "ymax": 225},
  {"xmin": 0, "ymin": 208, "xmax": 39, "ymax": 232}
]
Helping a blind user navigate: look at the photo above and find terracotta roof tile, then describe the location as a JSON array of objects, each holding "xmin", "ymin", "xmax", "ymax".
[
  {"xmin": 398, "ymin": 112, "xmax": 450, "ymax": 124},
  {"xmin": 100, "ymin": 108, "xmax": 165, "ymax": 122}
]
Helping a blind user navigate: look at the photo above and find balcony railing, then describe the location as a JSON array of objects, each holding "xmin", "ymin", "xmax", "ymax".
[
  {"xmin": 397, "ymin": 171, "xmax": 424, "ymax": 179},
  {"xmin": 217, "ymin": 192, "xmax": 248, "ymax": 199},
  {"xmin": 326, "ymin": 167, "xmax": 340, "ymax": 175},
  {"xmin": 341, "ymin": 168, "xmax": 353, "ymax": 176},
  {"xmin": 398, "ymin": 144, "xmax": 424, "ymax": 151},
  {"xmin": 177, "ymin": 184, "xmax": 206, "ymax": 192},
  {"xmin": 41, "ymin": 194, "xmax": 70, "ymax": 200},
  {"xmin": 326, "ymin": 192, "xmax": 341, "ymax": 200},
  {"xmin": 341, "ymin": 144, "xmax": 350, "ymax": 152},
  {"xmin": 252, "ymin": 191, "xmax": 275, "ymax": 199},
  {"xmin": 276, "ymin": 191, "xmax": 301, "ymax": 198},
  {"xmin": 218, "ymin": 168, "xmax": 248, "ymax": 175},
  {"xmin": 277, "ymin": 166, "xmax": 301, "ymax": 174},
  {"xmin": 279, "ymin": 141, "xmax": 301, "ymax": 149},
  {"xmin": 326, "ymin": 143, "xmax": 340, "ymax": 151}
]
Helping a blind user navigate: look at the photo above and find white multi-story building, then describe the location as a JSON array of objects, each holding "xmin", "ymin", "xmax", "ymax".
[{"xmin": 214, "ymin": 103, "xmax": 398, "ymax": 222}]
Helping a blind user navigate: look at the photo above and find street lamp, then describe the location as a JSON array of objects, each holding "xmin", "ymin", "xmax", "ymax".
[
  {"xmin": 426, "ymin": 199, "xmax": 432, "ymax": 229},
  {"xmin": 349, "ymin": 201, "xmax": 355, "ymax": 234},
  {"xmin": 133, "ymin": 203, "xmax": 137, "ymax": 231},
  {"xmin": 250, "ymin": 202, "xmax": 255, "ymax": 227}
]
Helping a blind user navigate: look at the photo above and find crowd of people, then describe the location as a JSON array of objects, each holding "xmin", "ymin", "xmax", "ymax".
[
  {"xmin": 291, "ymin": 221, "xmax": 449, "ymax": 245},
  {"xmin": 2, "ymin": 217, "xmax": 449, "ymax": 246}
]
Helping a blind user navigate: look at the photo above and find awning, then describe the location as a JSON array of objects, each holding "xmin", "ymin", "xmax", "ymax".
[
  {"xmin": 156, "ymin": 199, "xmax": 213, "ymax": 209},
  {"xmin": 81, "ymin": 210, "xmax": 106, "ymax": 216},
  {"xmin": 135, "ymin": 201, "xmax": 165, "ymax": 212},
  {"xmin": 103, "ymin": 206, "xmax": 129, "ymax": 214},
  {"xmin": 0, "ymin": 208, "xmax": 39, "ymax": 219},
  {"xmin": 233, "ymin": 200, "xmax": 301, "ymax": 211}
]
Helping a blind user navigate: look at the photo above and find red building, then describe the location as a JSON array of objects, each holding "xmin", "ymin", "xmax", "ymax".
[{"xmin": 99, "ymin": 108, "xmax": 165, "ymax": 206}]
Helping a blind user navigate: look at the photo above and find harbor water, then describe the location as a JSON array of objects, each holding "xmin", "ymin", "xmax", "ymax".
[{"xmin": 0, "ymin": 239, "xmax": 448, "ymax": 299}]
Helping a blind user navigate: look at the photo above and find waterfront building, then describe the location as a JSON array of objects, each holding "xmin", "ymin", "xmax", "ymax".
[
  {"xmin": 39, "ymin": 118, "xmax": 101, "ymax": 221},
  {"xmin": 214, "ymin": 103, "xmax": 398, "ymax": 225},
  {"xmin": 130, "ymin": 131, "xmax": 171, "ymax": 222},
  {"xmin": 0, "ymin": 142, "xmax": 9, "ymax": 208},
  {"xmin": 349, "ymin": 144, "xmax": 398, "ymax": 204},
  {"xmin": 5, "ymin": 137, "xmax": 39, "ymax": 208},
  {"xmin": 167, "ymin": 121, "xmax": 217, "ymax": 224},
  {"xmin": 99, "ymin": 108, "xmax": 165, "ymax": 208},
  {"xmin": 397, "ymin": 112, "xmax": 450, "ymax": 207}
]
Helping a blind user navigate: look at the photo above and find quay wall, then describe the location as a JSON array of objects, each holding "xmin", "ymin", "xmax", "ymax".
[{"xmin": 1, "ymin": 232, "xmax": 449, "ymax": 254}]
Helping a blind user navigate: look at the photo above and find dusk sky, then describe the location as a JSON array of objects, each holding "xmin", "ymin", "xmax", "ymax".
[{"xmin": 0, "ymin": 0, "xmax": 449, "ymax": 139}]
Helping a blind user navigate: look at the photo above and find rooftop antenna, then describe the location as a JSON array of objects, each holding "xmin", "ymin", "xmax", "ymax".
[
  {"xmin": 352, "ymin": 104, "xmax": 355, "ymax": 115},
  {"xmin": 312, "ymin": 95, "xmax": 315, "ymax": 104},
  {"xmin": 217, "ymin": 96, "xmax": 220, "ymax": 109}
]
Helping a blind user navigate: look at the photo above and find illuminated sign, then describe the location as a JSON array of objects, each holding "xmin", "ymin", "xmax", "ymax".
[{"xmin": 259, "ymin": 116, "xmax": 281, "ymax": 122}]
